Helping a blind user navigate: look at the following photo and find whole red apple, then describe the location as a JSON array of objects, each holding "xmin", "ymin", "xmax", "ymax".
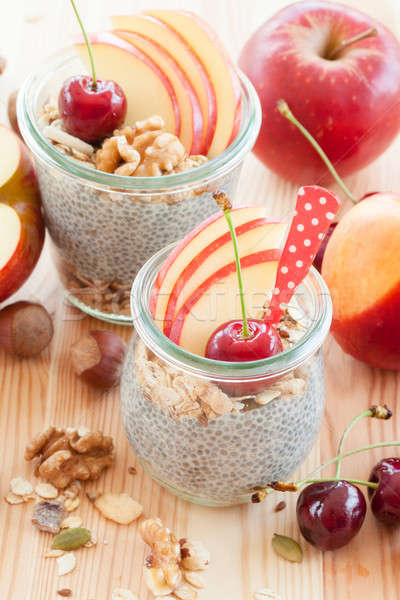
[
  {"xmin": 239, "ymin": 1, "xmax": 400, "ymax": 183},
  {"xmin": 322, "ymin": 193, "xmax": 400, "ymax": 370},
  {"xmin": 0, "ymin": 125, "xmax": 45, "ymax": 301}
]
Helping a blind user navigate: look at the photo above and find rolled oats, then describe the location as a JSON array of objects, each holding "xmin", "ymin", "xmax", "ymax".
[
  {"xmin": 111, "ymin": 589, "xmax": 139, "ymax": 600},
  {"xmin": 180, "ymin": 540, "xmax": 210, "ymax": 571},
  {"xmin": 43, "ymin": 126, "xmax": 94, "ymax": 157},
  {"xmin": 254, "ymin": 589, "xmax": 282, "ymax": 600},
  {"xmin": 94, "ymin": 493, "xmax": 143, "ymax": 525},
  {"xmin": 56, "ymin": 552, "xmax": 76, "ymax": 576},
  {"xmin": 64, "ymin": 496, "xmax": 80, "ymax": 512},
  {"xmin": 10, "ymin": 477, "xmax": 33, "ymax": 497},
  {"xmin": 182, "ymin": 571, "xmax": 205, "ymax": 589},
  {"xmin": 143, "ymin": 566, "xmax": 173, "ymax": 596},
  {"xmin": 173, "ymin": 583, "xmax": 198, "ymax": 600},
  {"xmin": 61, "ymin": 515, "xmax": 83, "ymax": 529},
  {"xmin": 44, "ymin": 549, "xmax": 65, "ymax": 558},
  {"xmin": 35, "ymin": 482, "xmax": 59, "ymax": 499},
  {"xmin": 4, "ymin": 492, "xmax": 25, "ymax": 505},
  {"xmin": 254, "ymin": 389, "xmax": 281, "ymax": 406}
]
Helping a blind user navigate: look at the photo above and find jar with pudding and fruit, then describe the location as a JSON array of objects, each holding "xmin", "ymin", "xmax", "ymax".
[
  {"xmin": 17, "ymin": 9, "xmax": 261, "ymax": 323},
  {"xmin": 121, "ymin": 209, "xmax": 332, "ymax": 506}
]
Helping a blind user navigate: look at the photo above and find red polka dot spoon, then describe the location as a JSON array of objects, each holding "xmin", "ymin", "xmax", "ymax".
[{"xmin": 266, "ymin": 185, "xmax": 341, "ymax": 324}]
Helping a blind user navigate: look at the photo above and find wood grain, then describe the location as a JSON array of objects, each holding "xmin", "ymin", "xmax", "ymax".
[{"xmin": 0, "ymin": 1, "xmax": 399, "ymax": 599}]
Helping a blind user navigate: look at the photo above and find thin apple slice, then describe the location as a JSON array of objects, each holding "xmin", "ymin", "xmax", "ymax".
[
  {"xmin": 164, "ymin": 219, "xmax": 286, "ymax": 334},
  {"xmin": 151, "ymin": 206, "xmax": 267, "ymax": 327},
  {"xmin": 0, "ymin": 204, "xmax": 21, "ymax": 270},
  {"xmin": 74, "ymin": 32, "xmax": 180, "ymax": 136},
  {"xmin": 145, "ymin": 9, "xmax": 242, "ymax": 158},
  {"xmin": 114, "ymin": 30, "xmax": 204, "ymax": 154},
  {"xmin": 169, "ymin": 250, "xmax": 281, "ymax": 356},
  {"xmin": 111, "ymin": 14, "xmax": 216, "ymax": 154}
]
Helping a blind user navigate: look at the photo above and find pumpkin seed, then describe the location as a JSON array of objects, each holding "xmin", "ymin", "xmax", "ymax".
[
  {"xmin": 52, "ymin": 527, "xmax": 91, "ymax": 550},
  {"xmin": 271, "ymin": 533, "xmax": 303, "ymax": 563}
]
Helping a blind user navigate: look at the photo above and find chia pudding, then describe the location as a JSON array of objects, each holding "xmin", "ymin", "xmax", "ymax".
[
  {"xmin": 120, "ymin": 245, "xmax": 332, "ymax": 507},
  {"xmin": 17, "ymin": 51, "xmax": 261, "ymax": 324}
]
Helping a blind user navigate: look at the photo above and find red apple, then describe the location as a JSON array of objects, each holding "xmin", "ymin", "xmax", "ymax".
[
  {"xmin": 0, "ymin": 125, "xmax": 44, "ymax": 301},
  {"xmin": 322, "ymin": 193, "xmax": 400, "ymax": 370},
  {"xmin": 239, "ymin": 0, "xmax": 400, "ymax": 183}
]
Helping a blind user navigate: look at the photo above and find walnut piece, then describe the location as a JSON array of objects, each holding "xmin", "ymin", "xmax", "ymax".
[
  {"xmin": 25, "ymin": 426, "xmax": 114, "ymax": 489},
  {"xmin": 140, "ymin": 518, "xmax": 182, "ymax": 590}
]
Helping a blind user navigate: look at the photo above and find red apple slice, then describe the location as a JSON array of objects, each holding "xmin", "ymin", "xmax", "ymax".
[
  {"xmin": 0, "ymin": 126, "xmax": 44, "ymax": 301},
  {"xmin": 145, "ymin": 9, "xmax": 242, "ymax": 158},
  {"xmin": 164, "ymin": 219, "xmax": 286, "ymax": 334},
  {"xmin": 169, "ymin": 250, "xmax": 281, "ymax": 356},
  {"xmin": 114, "ymin": 30, "xmax": 204, "ymax": 154},
  {"xmin": 111, "ymin": 14, "xmax": 216, "ymax": 154},
  {"xmin": 151, "ymin": 206, "xmax": 268, "ymax": 326},
  {"xmin": 74, "ymin": 32, "xmax": 180, "ymax": 136}
]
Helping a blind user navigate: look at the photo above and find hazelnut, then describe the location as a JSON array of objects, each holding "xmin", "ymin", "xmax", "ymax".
[
  {"xmin": 70, "ymin": 330, "xmax": 127, "ymax": 389},
  {"xmin": 0, "ymin": 301, "xmax": 53, "ymax": 357}
]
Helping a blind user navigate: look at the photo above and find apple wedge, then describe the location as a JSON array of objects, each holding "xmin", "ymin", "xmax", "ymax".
[
  {"xmin": 150, "ymin": 205, "xmax": 268, "ymax": 326},
  {"xmin": 0, "ymin": 125, "xmax": 44, "ymax": 301},
  {"xmin": 114, "ymin": 30, "xmax": 204, "ymax": 154},
  {"xmin": 145, "ymin": 9, "xmax": 242, "ymax": 157},
  {"xmin": 111, "ymin": 14, "xmax": 216, "ymax": 154},
  {"xmin": 74, "ymin": 32, "xmax": 180, "ymax": 136},
  {"xmin": 168, "ymin": 250, "xmax": 281, "ymax": 356},
  {"xmin": 163, "ymin": 218, "xmax": 286, "ymax": 334}
]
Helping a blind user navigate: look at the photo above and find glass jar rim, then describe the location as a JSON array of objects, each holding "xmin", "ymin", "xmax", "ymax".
[
  {"xmin": 131, "ymin": 241, "xmax": 332, "ymax": 381},
  {"xmin": 17, "ymin": 47, "xmax": 261, "ymax": 193}
]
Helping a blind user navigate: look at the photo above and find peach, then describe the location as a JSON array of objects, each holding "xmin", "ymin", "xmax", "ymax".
[{"xmin": 322, "ymin": 193, "xmax": 400, "ymax": 370}]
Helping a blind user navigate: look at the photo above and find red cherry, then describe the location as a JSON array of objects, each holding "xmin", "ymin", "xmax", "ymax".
[
  {"xmin": 205, "ymin": 319, "xmax": 282, "ymax": 362},
  {"xmin": 368, "ymin": 457, "xmax": 400, "ymax": 524},
  {"xmin": 296, "ymin": 480, "xmax": 366, "ymax": 551},
  {"xmin": 58, "ymin": 75, "xmax": 127, "ymax": 143}
]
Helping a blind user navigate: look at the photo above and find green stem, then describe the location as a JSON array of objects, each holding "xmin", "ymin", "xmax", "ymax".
[
  {"xmin": 304, "ymin": 477, "xmax": 378, "ymax": 490},
  {"xmin": 328, "ymin": 27, "xmax": 377, "ymax": 60},
  {"xmin": 224, "ymin": 209, "xmax": 250, "ymax": 338},
  {"xmin": 70, "ymin": 0, "xmax": 97, "ymax": 88},
  {"xmin": 335, "ymin": 409, "xmax": 373, "ymax": 478},
  {"xmin": 277, "ymin": 100, "xmax": 357, "ymax": 204}
]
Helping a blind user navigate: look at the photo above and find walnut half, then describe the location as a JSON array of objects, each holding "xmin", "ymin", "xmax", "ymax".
[{"xmin": 25, "ymin": 426, "xmax": 114, "ymax": 489}]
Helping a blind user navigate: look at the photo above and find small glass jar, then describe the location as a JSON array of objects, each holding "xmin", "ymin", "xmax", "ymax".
[
  {"xmin": 17, "ymin": 50, "xmax": 261, "ymax": 324},
  {"xmin": 121, "ymin": 243, "xmax": 332, "ymax": 507}
]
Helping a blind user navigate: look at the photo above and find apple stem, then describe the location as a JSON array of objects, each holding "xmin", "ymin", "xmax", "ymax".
[
  {"xmin": 70, "ymin": 0, "xmax": 97, "ymax": 89},
  {"xmin": 328, "ymin": 27, "xmax": 378, "ymax": 60},
  {"xmin": 213, "ymin": 192, "xmax": 250, "ymax": 339},
  {"xmin": 335, "ymin": 405, "xmax": 392, "ymax": 478},
  {"xmin": 252, "ymin": 439, "xmax": 400, "ymax": 502},
  {"xmin": 277, "ymin": 100, "xmax": 357, "ymax": 204}
]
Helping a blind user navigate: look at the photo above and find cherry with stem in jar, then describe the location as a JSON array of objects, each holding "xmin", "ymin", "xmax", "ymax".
[
  {"xmin": 58, "ymin": 0, "xmax": 127, "ymax": 142},
  {"xmin": 205, "ymin": 192, "xmax": 282, "ymax": 363}
]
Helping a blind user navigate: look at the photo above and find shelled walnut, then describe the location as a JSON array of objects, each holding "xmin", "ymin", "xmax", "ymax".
[{"xmin": 25, "ymin": 426, "xmax": 114, "ymax": 488}]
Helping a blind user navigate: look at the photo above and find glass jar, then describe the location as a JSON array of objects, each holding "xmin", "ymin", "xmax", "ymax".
[
  {"xmin": 17, "ymin": 50, "xmax": 261, "ymax": 324},
  {"xmin": 121, "ymin": 243, "xmax": 332, "ymax": 506}
]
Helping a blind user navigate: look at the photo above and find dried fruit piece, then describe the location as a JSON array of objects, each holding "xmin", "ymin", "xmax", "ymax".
[
  {"xmin": 61, "ymin": 515, "xmax": 83, "ymax": 529},
  {"xmin": 35, "ymin": 482, "xmax": 58, "ymax": 499},
  {"xmin": 182, "ymin": 571, "xmax": 205, "ymax": 589},
  {"xmin": 32, "ymin": 500, "xmax": 67, "ymax": 533},
  {"xmin": 180, "ymin": 540, "xmax": 210, "ymax": 571},
  {"xmin": 94, "ymin": 493, "xmax": 143, "ymax": 525},
  {"xmin": 52, "ymin": 527, "xmax": 91, "ymax": 550},
  {"xmin": 271, "ymin": 534, "xmax": 303, "ymax": 563},
  {"xmin": 4, "ymin": 492, "xmax": 25, "ymax": 505},
  {"xmin": 56, "ymin": 552, "xmax": 76, "ymax": 576},
  {"xmin": 111, "ymin": 589, "xmax": 139, "ymax": 600},
  {"xmin": 10, "ymin": 477, "xmax": 33, "ymax": 496}
]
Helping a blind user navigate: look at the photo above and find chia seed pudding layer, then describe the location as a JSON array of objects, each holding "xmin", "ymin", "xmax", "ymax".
[
  {"xmin": 35, "ymin": 157, "xmax": 242, "ymax": 318},
  {"xmin": 120, "ymin": 334, "xmax": 325, "ymax": 506}
]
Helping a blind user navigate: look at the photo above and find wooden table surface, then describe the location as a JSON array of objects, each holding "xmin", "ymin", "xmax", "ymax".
[{"xmin": 1, "ymin": 1, "xmax": 400, "ymax": 599}]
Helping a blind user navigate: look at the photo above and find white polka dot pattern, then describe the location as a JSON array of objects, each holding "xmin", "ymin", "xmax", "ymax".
[{"xmin": 267, "ymin": 185, "xmax": 341, "ymax": 323}]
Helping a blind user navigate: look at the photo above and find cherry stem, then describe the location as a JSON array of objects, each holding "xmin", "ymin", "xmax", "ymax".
[
  {"xmin": 304, "ymin": 477, "xmax": 378, "ymax": 490},
  {"xmin": 70, "ymin": 0, "xmax": 97, "ymax": 88},
  {"xmin": 277, "ymin": 100, "xmax": 357, "ymax": 204},
  {"xmin": 328, "ymin": 27, "xmax": 377, "ymax": 60},
  {"xmin": 335, "ymin": 409, "xmax": 373, "ymax": 479},
  {"xmin": 214, "ymin": 193, "xmax": 250, "ymax": 338}
]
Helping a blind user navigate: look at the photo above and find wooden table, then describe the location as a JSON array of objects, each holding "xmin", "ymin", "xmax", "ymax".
[{"xmin": 1, "ymin": 1, "xmax": 399, "ymax": 598}]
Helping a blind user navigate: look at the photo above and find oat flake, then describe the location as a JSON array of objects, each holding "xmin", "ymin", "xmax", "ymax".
[
  {"xmin": 56, "ymin": 552, "xmax": 76, "ymax": 576},
  {"xmin": 111, "ymin": 589, "xmax": 139, "ymax": 600},
  {"xmin": 36, "ymin": 482, "xmax": 58, "ymax": 499},
  {"xmin": 10, "ymin": 477, "xmax": 33, "ymax": 496}
]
